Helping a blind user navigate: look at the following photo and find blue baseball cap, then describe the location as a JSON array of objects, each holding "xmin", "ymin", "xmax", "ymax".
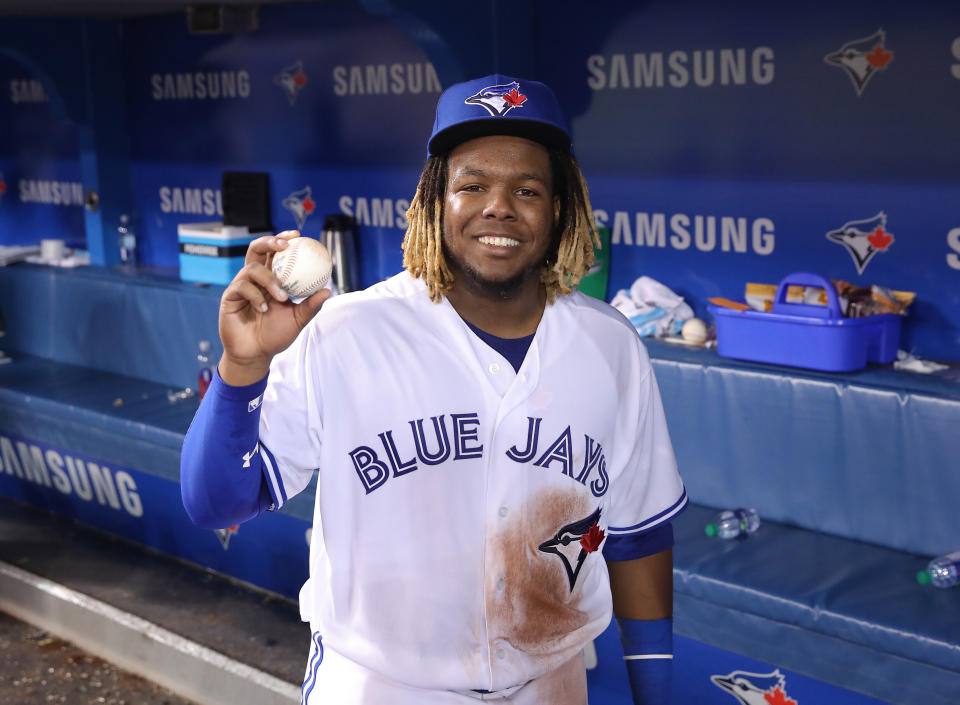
[{"xmin": 427, "ymin": 74, "xmax": 571, "ymax": 156}]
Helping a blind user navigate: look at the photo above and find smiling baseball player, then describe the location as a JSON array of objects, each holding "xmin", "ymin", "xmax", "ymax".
[{"xmin": 181, "ymin": 74, "xmax": 687, "ymax": 704}]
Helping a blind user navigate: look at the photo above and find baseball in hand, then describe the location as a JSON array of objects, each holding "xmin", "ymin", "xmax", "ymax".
[
  {"xmin": 681, "ymin": 317, "xmax": 708, "ymax": 344},
  {"xmin": 271, "ymin": 237, "xmax": 333, "ymax": 299}
]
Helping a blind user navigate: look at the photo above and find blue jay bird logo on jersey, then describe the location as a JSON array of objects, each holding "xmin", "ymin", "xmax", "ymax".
[
  {"xmin": 274, "ymin": 60, "xmax": 308, "ymax": 105},
  {"xmin": 824, "ymin": 29, "xmax": 893, "ymax": 96},
  {"xmin": 465, "ymin": 81, "xmax": 528, "ymax": 117},
  {"xmin": 282, "ymin": 186, "xmax": 316, "ymax": 231},
  {"xmin": 826, "ymin": 211, "xmax": 894, "ymax": 275},
  {"xmin": 711, "ymin": 669, "xmax": 798, "ymax": 705},
  {"xmin": 538, "ymin": 507, "xmax": 604, "ymax": 591}
]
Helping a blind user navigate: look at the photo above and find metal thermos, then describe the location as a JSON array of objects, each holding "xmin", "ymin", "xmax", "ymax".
[{"xmin": 321, "ymin": 214, "xmax": 359, "ymax": 293}]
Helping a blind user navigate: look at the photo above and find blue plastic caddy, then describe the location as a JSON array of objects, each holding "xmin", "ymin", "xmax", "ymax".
[{"xmin": 709, "ymin": 272, "xmax": 901, "ymax": 372}]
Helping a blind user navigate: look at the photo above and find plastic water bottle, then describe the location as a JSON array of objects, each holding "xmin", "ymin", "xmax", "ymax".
[
  {"xmin": 705, "ymin": 508, "xmax": 760, "ymax": 539},
  {"xmin": 196, "ymin": 340, "xmax": 213, "ymax": 400},
  {"xmin": 118, "ymin": 214, "xmax": 137, "ymax": 266},
  {"xmin": 917, "ymin": 552, "xmax": 960, "ymax": 588}
]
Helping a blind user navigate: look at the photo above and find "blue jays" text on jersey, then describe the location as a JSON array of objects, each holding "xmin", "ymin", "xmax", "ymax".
[{"xmin": 349, "ymin": 414, "xmax": 609, "ymax": 497}]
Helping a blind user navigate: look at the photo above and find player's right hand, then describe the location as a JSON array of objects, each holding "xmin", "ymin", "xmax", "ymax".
[{"xmin": 218, "ymin": 230, "xmax": 331, "ymax": 386}]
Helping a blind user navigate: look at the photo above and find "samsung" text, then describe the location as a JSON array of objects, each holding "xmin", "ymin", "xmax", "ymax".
[
  {"xmin": 332, "ymin": 63, "xmax": 441, "ymax": 96},
  {"xmin": 587, "ymin": 47, "xmax": 775, "ymax": 90},
  {"xmin": 159, "ymin": 186, "xmax": 223, "ymax": 215},
  {"xmin": 595, "ymin": 209, "xmax": 775, "ymax": 255},
  {"xmin": 151, "ymin": 71, "xmax": 251, "ymax": 100}
]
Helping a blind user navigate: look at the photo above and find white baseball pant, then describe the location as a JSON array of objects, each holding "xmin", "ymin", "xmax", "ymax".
[{"xmin": 299, "ymin": 632, "xmax": 588, "ymax": 704}]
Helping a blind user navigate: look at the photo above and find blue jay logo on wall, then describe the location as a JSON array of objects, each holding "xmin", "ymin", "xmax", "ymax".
[
  {"xmin": 537, "ymin": 507, "xmax": 604, "ymax": 591},
  {"xmin": 215, "ymin": 525, "xmax": 239, "ymax": 550},
  {"xmin": 711, "ymin": 669, "xmax": 798, "ymax": 705},
  {"xmin": 826, "ymin": 212, "xmax": 895, "ymax": 275},
  {"xmin": 274, "ymin": 60, "xmax": 308, "ymax": 105},
  {"xmin": 824, "ymin": 29, "xmax": 893, "ymax": 95},
  {"xmin": 465, "ymin": 81, "xmax": 528, "ymax": 116},
  {"xmin": 282, "ymin": 186, "xmax": 316, "ymax": 230}
]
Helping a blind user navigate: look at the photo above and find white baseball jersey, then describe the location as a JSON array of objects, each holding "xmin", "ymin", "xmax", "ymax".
[{"xmin": 259, "ymin": 271, "xmax": 686, "ymax": 695}]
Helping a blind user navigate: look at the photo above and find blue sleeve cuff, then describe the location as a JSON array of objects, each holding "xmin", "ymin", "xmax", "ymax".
[
  {"xmin": 617, "ymin": 617, "xmax": 673, "ymax": 656},
  {"xmin": 603, "ymin": 523, "xmax": 674, "ymax": 562},
  {"xmin": 210, "ymin": 366, "xmax": 269, "ymax": 403}
]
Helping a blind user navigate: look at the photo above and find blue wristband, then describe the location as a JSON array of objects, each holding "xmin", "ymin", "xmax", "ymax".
[{"xmin": 616, "ymin": 617, "xmax": 673, "ymax": 705}]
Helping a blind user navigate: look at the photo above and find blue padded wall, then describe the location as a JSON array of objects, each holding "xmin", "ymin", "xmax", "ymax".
[
  {"xmin": 0, "ymin": 265, "xmax": 221, "ymax": 389},
  {"xmin": 647, "ymin": 339, "xmax": 960, "ymax": 556}
]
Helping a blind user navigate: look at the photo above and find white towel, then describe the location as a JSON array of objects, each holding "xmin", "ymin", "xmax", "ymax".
[{"xmin": 611, "ymin": 276, "xmax": 693, "ymax": 337}]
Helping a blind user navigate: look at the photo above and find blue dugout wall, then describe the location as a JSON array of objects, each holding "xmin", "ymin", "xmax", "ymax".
[{"xmin": 0, "ymin": 0, "xmax": 958, "ymax": 362}]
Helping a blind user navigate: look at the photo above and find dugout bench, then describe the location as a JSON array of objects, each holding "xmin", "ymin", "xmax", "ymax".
[{"xmin": 0, "ymin": 263, "xmax": 958, "ymax": 704}]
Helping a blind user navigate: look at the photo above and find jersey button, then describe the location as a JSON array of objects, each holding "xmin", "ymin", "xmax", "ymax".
[
  {"xmin": 497, "ymin": 648, "xmax": 506, "ymax": 660},
  {"xmin": 488, "ymin": 362, "xmax": 501, "ymax": 375},
  {"xmin": 496, "ymin": 577, "xmax": 505, "ymax": 592},
  {"xmin": 498, "ymin": 506, "xmax": 508, "ymax": 518}
]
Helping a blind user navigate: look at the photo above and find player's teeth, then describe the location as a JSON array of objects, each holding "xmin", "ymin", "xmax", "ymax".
[{"xmin": 479, "ymin": 236, "xmax": 519, "ymax": 247}]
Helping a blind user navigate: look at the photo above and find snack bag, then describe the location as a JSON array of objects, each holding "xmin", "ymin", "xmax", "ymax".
[
  {"xmin": 745, "ymin": 282, "xmax": 777, "ymax": 311},
  {"xmin": 746, "ymin": 282, "xmax": 827, "ymax": 311},
  {"xmin": 833, "ymin": 280, "xmax": 916, "ymax": 317}
]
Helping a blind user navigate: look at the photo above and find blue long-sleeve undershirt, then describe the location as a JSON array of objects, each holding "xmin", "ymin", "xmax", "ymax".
[{"xmin": 180, "ymin": 369, "xmax": 274, "ymax": 530}]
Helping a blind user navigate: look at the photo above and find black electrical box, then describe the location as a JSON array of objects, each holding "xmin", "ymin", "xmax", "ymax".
[
  {"xmin": 187, "ymin": 5, "xmax": 260, "ymax": 35},
  {"xmin": 222, "ymin": 172, "xmax": 273, "ymax": 233}
]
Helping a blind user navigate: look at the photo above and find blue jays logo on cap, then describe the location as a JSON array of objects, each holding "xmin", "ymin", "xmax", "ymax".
[
  {"xmin": 464, "ymin": 80, "xmax": 528, "ymax": 117},
  {"xmin": 428, "ymin": 73, "xmax": 571, "ymax": 156}
]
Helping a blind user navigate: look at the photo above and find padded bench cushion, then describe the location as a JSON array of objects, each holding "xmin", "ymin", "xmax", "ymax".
[
  {"xmin": 0, "ymin": 354, "xmax": 193, "ymax": 480},
  {"xmin": 647, "ymin": 338, "xmax": 960, "ymax": 557},
  {"xmin": 0, "ymin": 354, "xmax": 314, "ymax": 597},
  {"xmin": 0, "ymin": 353, "xmax": 315, "ymax": 519},
  {"xmin": 673, "ymin": 504, "xmax": 960, "ymax": 705}
]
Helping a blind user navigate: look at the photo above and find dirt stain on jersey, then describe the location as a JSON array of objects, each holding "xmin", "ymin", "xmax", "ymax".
[{"xmin": 487, "ymin": 486, "xmax": 592, "ymax": 654}]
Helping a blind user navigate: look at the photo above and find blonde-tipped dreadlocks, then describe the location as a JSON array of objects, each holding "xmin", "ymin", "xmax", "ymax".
[{"xmin": 402, "ymin": 147, "xmax": 601, "ymax": 304}]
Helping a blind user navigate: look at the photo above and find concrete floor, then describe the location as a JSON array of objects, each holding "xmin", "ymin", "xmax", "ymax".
[
  {"xmin": 0, "ymin": 498, "xmax": 310, "ymax": 705},
  {"xmin": 0, "ymin": 611, "xmax": 194, "ymax": 705}
]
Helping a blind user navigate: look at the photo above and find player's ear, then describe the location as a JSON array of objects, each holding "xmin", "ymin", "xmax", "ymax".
[{"xmin": 553, "ymin": 196, "xmax": 561, "ymax": 225}]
